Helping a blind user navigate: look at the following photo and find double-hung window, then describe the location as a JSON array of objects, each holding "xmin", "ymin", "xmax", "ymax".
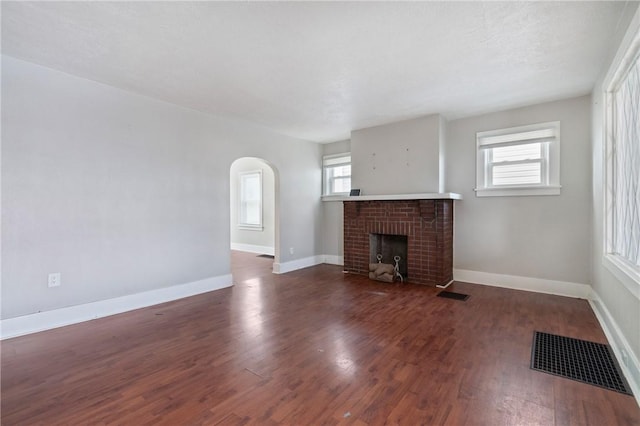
[
  {"xmin": 603, "ymin": 22, "xmax": 640, "ymax": 294},
  {"xmin": 323, "ymin": 153, "xmax": 351, "ymax": 196},
  {"xmin": 239, "ymin": 170, "xmax": 262, "ymax": 230},
  {"xmin": 476, "ymin": 122, "xmax": 561, "ymax": 197}
]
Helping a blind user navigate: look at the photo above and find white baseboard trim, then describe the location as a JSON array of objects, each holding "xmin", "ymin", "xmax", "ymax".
[
  {"xmin": 453, "ymin": 268, "xmax": 591, "ymax": 299},
  {"xmin": 323, "ymin": 255, "xmax": 344, "ymax": 266},
  {"xmin": 273, "ymin": 255, "xmax": 324, "ymax": 274},
  {"xmin": 589, "ymin": 290, "xmax": 640, "ymax": 407},
  {"xmin": 436, "ymin": 279, "xmax": 454, "ymax": 289},
  {"xmin": 230, "ymin": 243, "xmax": 275, "ymax": 256},
  {"xmin": 272, "ymin": 254, "xmax": 342, "ymax": 274},
  {"xmin": 0, "ymin": 274, "xmax": 232, "ymax": 340}
]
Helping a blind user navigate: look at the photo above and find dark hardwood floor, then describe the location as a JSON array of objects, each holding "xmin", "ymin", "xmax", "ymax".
[{"xmin": 2, "ymin": 251, "xmax": 639, "ymax": 425}]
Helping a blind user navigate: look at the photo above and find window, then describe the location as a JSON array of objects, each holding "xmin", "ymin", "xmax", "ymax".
[
  {"xmin": 476, "ymin": 122, "xmax": 561, "ymax": 197},
  {"xmin": 239, "ymin": 170, "xmax": 262, "ymax": 230},
  {"xmin": 603, "ymin": 27, "xmax": 640, "ymax": 292},
  {"xmin": 323, "ymin": 153, "xmax": 351, "ymax": 196}
]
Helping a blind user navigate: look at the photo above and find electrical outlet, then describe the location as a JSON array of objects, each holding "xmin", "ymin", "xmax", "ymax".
[
  {"xmin": 622, "ymin": 349, "xmax": 629, "ymax": 367},
  {"xmin": 289, "ymin": 247, "xmax": 294, "ymax": 255},
  {"xmin": 48, "ymin": 272, "xmax": 61, "ymax": 288}
]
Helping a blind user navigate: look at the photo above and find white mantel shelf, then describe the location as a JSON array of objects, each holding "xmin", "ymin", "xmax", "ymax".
[
  {"xmin": 346, "ymin": 192, "xmax": 462, "ymax": 201},
  {"xmin": 322, "ymin": 193, "xmax": 462, "ymax": 202}
]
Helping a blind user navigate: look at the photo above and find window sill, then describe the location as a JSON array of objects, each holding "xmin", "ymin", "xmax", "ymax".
[
  {"xmin": 475, "ymin": 185, "xmax": 561, "ymax": 197},
  {"xmin": 603, "ymin": 254, "xmax": 640, "ymax": 300},
  {"xmin": 238, "ymin": 225, "xmax": 263, "ymax": 231}
]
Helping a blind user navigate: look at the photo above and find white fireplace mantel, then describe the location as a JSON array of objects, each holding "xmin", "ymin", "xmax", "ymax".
[{"xmin": 322, "ymin": 192, "xmax": 462, "ymax": 202}]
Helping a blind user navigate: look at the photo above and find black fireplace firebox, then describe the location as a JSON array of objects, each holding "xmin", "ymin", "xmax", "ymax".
[{"xmin": 369, "ymin": 233, "xmax": 408, "ymax": 278}]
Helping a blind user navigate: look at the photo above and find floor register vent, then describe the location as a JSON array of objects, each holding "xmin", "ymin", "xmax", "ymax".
[{"xmin": 531, "ymin": 331, "xmax": 632, "ymax": 395}]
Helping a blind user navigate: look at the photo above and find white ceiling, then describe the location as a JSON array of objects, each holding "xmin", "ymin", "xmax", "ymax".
[{"xmin": 1, "ymin": 1, "xmax": 634, "ymax": 143}]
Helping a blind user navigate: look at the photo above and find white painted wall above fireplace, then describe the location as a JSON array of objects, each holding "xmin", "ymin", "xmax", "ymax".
[{"xmin": 351, "ymin": 115, "xmax": 445, "ymax": 195}]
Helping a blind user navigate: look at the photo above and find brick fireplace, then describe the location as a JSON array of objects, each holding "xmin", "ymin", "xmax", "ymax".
[{"xmin": 343, "ymin": 197, "xmax": 455, "ymax": 286}]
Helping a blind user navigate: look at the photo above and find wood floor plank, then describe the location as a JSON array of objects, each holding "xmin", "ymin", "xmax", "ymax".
[{"xmin": 1, "ymin": 250, "xmax": 638, "ymax": 425}]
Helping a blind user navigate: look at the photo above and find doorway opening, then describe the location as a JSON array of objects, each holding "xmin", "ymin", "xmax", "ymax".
[{"xmin": 229, "ymin": 157, "xmax": 279, "ymax": 277}]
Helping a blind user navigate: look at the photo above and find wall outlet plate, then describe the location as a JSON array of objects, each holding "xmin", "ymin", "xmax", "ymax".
[{"xmin": 48, "ymin": 272, "xmax": 61, "ymax": 288}]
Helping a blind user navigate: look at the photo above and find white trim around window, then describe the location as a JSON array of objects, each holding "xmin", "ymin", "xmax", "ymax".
[
  {"xmin": 475, "ymin": 121, "xmax": 561, "ymax": 197},
  {"xmin": 602, "ymin": 8, "xmax": 640, "ymax": 297},
  {"xmin": 238, "ymin": 170, "xmax": 263, "ymax": 231},
  {"xmin": 322, "ymin": 153, "xmax": 351, "ymax": 196}
]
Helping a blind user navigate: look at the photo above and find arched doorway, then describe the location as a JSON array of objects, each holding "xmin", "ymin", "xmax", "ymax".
[{"xmin": 229, "ymin": 157, "xmax": 279, "ymax": 274}]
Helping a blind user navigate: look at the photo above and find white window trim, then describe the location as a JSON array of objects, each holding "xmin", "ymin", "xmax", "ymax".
[
  {"xmin": 603, "ymin": 256, "xmax": 640, "ymax": 299},
  {"xmin": 602, "ymin": 12, "xmax": 640, "ymax": 298},
  {"xmin": 322, "ymin": 152, "xmax": 351, "ymax": 197},
  {"xmin": 238, "ymin": 170, "xmax": 263, "ymax": 231},
  {"xmin": 475, "ymin": 121, "xmax": 561, "ymax": 197}
]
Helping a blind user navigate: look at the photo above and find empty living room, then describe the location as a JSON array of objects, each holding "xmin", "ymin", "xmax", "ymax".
[{"xmin": 2, "ymin": 2, "xmax": 640, "ymax": 425}]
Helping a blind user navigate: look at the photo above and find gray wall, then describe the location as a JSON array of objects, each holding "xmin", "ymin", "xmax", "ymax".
[
  {"xmin": 1, "ymin": 56, "xmax": 322, "ymax": 319},
  {"xmin": 230, "ymin": 157, "xmax": 275, "ymax": 252},
  {"xmin": 590, "ymin": 3, "xmax": 640, "ymax": 375},
  {"xmin": 351, "ymin": 115, "xmax": 442, "ymax": 195},
  {"xmin": 322, "ymin": 139, "xmax": 351, "ymax": 158},
  {"xmin": 447, "ymin": 96, "xmax": 592, "ymax": 285}
]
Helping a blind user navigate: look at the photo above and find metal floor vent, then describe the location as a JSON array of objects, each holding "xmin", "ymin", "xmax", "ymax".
[
  {"xmin": 437, "ymin": 291, "xmax": 469, "ymax": 301},
  {"xmin": 531, "ymin": 331, "xmax": 632, "ymax": 395}
]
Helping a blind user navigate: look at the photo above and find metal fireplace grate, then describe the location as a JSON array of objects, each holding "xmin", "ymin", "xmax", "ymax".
[{"xmin": 531, "ymin": 331, "xmax": 632, "ymax": 395}]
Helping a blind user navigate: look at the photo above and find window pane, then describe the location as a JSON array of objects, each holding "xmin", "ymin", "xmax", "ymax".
[
  {"xmin": 613, "ymin": 54, "xmax": 640, "ymax": 266},
  {"xmin": 476, "ymin": 122, "xmax": 559, "ymax": 196},
  {"xmin": 323, "ymin": 153, "xmax": 351, "ymax": 195},
  {"xmin": 244, "ymin": 200, "xmax": 260, "ymax": 225},
  {"xmin": 332, "ymin": 177, "xmax": 351, "ymax": 193},
  {"xmin": 242, "ymin": 175, "xmax": 260, "ymax": 201},
  {"xmin": 333, "ymin": 165, "xmax": 351, "ymax": 177},
  {"xmin": 240, "ymin": 172, "xmax": 261, "ymax": 226},
  {"xmin": 492, "ymin": 143, "xmax": 541, "ymax": 163},
  {"xmin": 492, "ymin": 162, "xmax": 541, "ymax": 186}
]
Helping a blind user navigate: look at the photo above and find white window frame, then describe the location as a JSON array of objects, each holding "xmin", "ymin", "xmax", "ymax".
[
  {"xmin": 322, "ymin": 153, "xmax": 351, "ymax": 197},
  {"xmin": 475, "ymin": 121, "xmax": 561, "ymax": 197},
  {"xmin": 602, "ymin": 16, "xmax": 640, "ymax": 298},
  {"xmin": 238, "ymin": 170, "xmax": 263, "ymax": 231}
]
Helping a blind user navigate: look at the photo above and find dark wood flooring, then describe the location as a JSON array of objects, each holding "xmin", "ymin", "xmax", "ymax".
[{"xmin": 2, "ymin": 251, "xmax": 639, "ymax": 425}]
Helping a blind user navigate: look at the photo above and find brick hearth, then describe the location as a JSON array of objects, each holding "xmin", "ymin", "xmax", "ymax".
[{"xmin": 343, "ymin": 199, "xmax": 453, "ymax": 286}]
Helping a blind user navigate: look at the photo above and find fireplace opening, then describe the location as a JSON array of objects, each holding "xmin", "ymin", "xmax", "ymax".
[{"xmin": 369, "ymin": 234, "xmax": 408, "ymax": 279}]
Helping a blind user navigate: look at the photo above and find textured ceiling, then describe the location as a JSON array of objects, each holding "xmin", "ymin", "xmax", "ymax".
[{"xmin": 1, "ymin": 1, "xmax": 634, "ymax": 142}]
